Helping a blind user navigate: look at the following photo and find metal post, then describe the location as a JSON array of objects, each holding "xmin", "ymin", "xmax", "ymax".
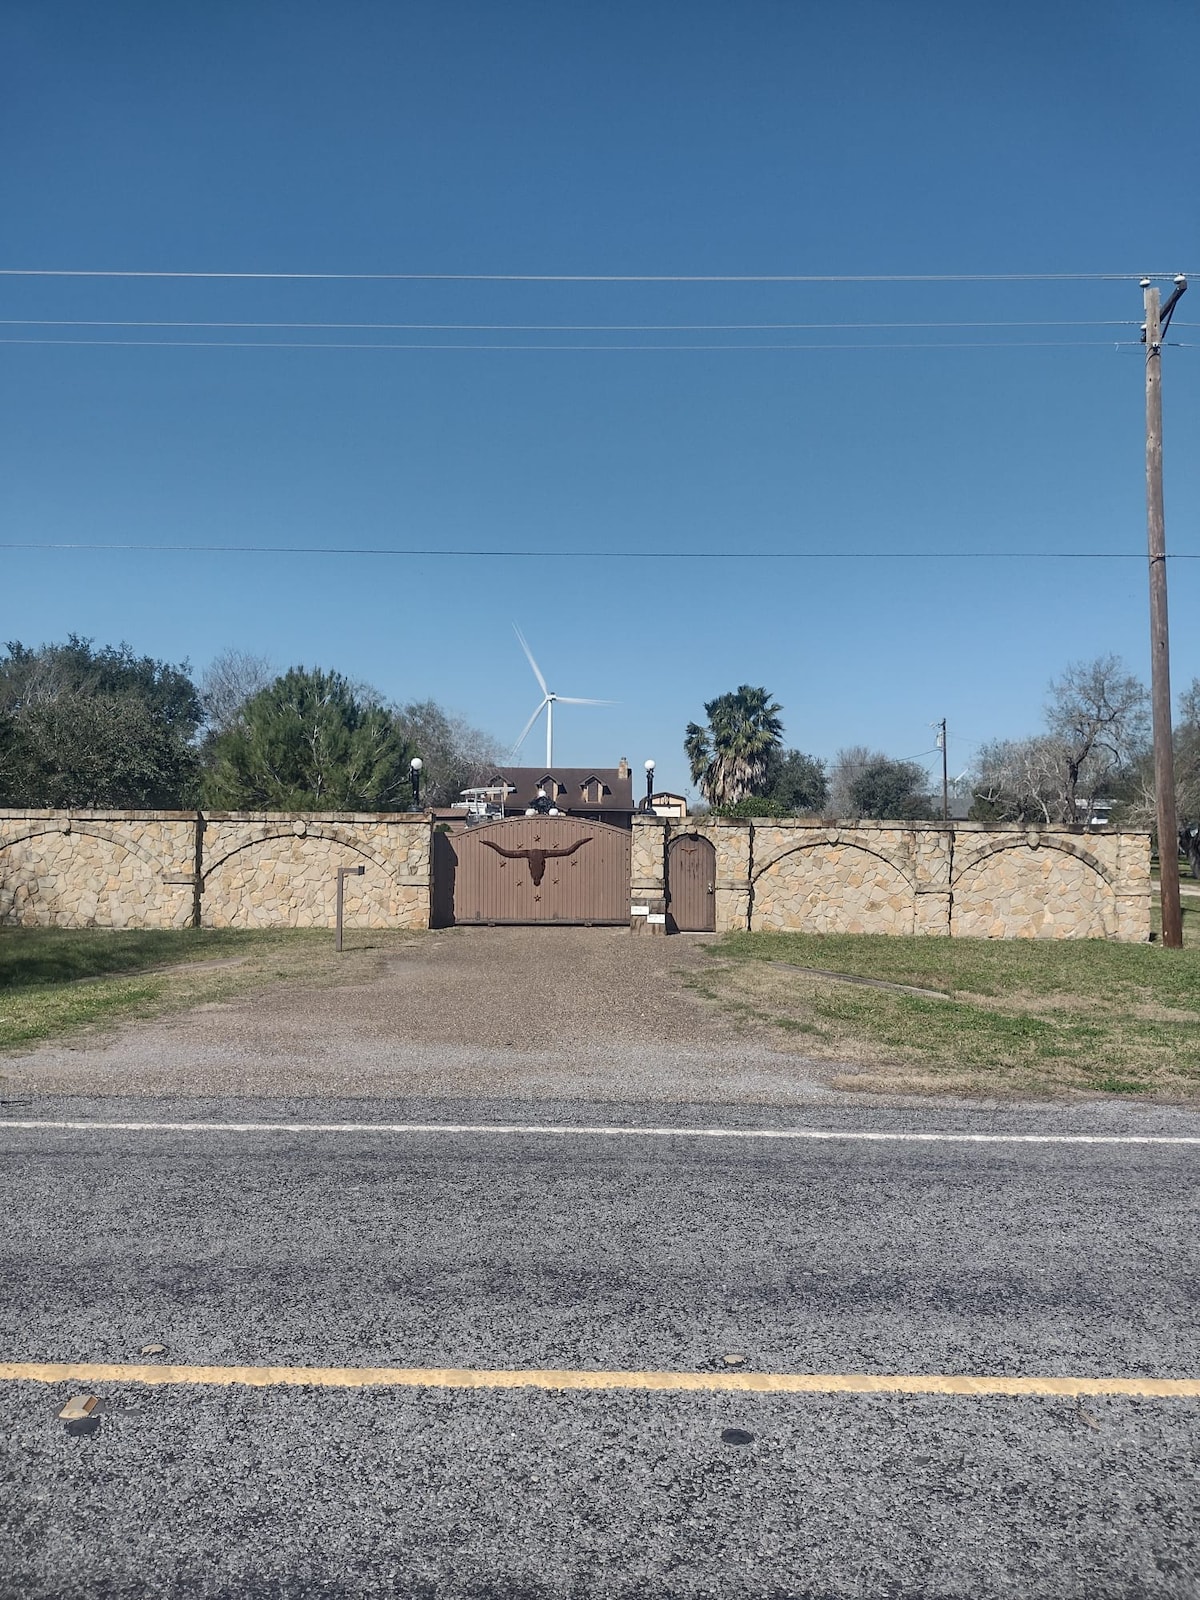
[
  {"xmin": 645, "ymin": 759, "xmax": 655, "ymax": 809},
  {"xmin": 335, "ymin": 864, "xmax": 365, "ymax": 952},
  {"xmin": 939, "ymin": 720, "xmax": 949, "ymax": 824},
  {"xmin": 1143, "ymin": 277, "xmax": 1187, "ymax": 948}
]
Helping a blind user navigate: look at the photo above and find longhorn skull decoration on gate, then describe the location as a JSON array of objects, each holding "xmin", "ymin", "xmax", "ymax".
[{"xmin": 480, "ymin": 837, "xmax": 591, "ymax": 886}]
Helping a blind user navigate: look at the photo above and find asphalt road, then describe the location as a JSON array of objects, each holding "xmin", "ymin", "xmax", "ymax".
[{"xmin": 3, "ymin": 1097, "xmax": 1199, "ymax": 1599}]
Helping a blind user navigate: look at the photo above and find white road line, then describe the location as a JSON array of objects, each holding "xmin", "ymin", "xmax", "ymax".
[{"xmin": 0, "ymin": 1119, "xmax": 1197, "ymax": 1145}]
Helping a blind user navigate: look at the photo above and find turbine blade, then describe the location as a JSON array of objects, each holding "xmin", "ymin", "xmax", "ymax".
[
  {"xmin": 513, "ymin": 625, "xmax": 548, "ymax": 696},
  {"xmin": 511, "ymin": 699, "xmax": 548, "ymax": 755},
  {"xmin": 555, "ymin": 696, "xmax": 616, "ymax": 706}
]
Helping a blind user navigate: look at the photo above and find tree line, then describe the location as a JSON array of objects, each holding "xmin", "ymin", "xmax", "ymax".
[
  {"xmin": 685, "ymin": 686, "xmax": 934, "ymax": 822},
  {"xmin": 5, "ymin": 637, "xmax": 1197, "ymax": 873},
  {"xmin": 972, "ymin": 654, "xmax": 1200, "ymax": 874},
  {"xmin": 0, "ymin": 639, "xmax": 501, "ymax": 812},
  {"xmin": 684, "ymin": 663, "xmax": 1200, "ymax": 873}
]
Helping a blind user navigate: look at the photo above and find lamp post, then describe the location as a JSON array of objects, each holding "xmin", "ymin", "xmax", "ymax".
[
  {"xmin": 644, "ymin": 759, "xmax": 656, "ymax": 811},
  {"xmin": 409, "ymin": 757, "xmax": 423, "ymax": 812}
]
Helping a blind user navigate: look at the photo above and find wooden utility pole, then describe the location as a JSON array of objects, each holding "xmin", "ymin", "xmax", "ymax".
[
  {"xmin": 936, "ymin": 718, "xmax": 949, "ymax": 822},
  {"xmin": 1143, "ymin": 276, "xmax": 1187, "ymax": 948}
]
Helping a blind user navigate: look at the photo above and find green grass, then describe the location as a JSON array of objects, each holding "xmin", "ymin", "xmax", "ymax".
[
  {"xmin": 719, "ymin": 923, "xmax": 1200, "ymax": 1006},
  {"xmin": 0, "ymin": 926, "xmax": 411, "ymax": 1053},
  {"xmin": 703, "ymin": 923, "xmax": 1200, "ymax": 1099},
  {"xmin": 0, "ymin": 926, "xmax": 271, "ymax": 989}
]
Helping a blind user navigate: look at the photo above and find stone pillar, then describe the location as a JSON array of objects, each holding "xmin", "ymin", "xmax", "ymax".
[
  {"xmin": 714, "ymin": 820, "xmax": 752, "ymax": 932},
  {"xmin": 630, "ymin": 815, "xmax": 668, "ymax": 933},
  {"xmin": 913, "ymin": 826, "xmax": 953, "ymax": 935},
  {"xmin": 1112, "ymin": 830, "xmax": 1152, "ymax": 943}
]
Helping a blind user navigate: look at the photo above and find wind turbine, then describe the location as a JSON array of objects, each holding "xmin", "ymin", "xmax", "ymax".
[{"xmin": 511, "ymin": 625, "xmax": 613, "ymax": 767}]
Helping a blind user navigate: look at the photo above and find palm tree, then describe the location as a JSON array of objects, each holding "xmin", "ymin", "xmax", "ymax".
[{"xmin": 685, "ymin": 686, "xmax": 784, "ymax": 808}]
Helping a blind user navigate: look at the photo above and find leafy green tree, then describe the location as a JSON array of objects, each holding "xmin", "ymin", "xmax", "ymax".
[
  {"xmin": 849, "ymin": 758, "xmax": 934, "ymax": 821},
  {"xmin": 0, "ymin": 637, "xmax": 202, "ymax": 807},
  {"xmin": 685, "ymin": 686, "xmax": 784, "ymax": 808},
  {"xmin": 0, "ymin": 635, "xmax": 202, "ymax": 729},
  {"xmin": 202, "ymin": 667, "xmax": 413, "ymax": 811},
  {"xmin": 712, "ymin": 795, "xmax": 784, "ymax": 819},
  {"xmin": 763, "ymin": 748, "xmax": 828, "ymax": 814}
]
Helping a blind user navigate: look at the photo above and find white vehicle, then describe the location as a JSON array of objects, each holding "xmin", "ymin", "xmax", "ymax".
[{"xmin": 456, "ymin": 784, "xmax": 516, "ymax": 822}]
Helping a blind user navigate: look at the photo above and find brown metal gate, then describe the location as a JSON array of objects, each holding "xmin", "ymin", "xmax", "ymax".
[
  {"xmin": 434, "ymin": 815, "xmax": 631, "ymax": 926},
  {"xmin": 667, "ymin": 833, "xmax": 716, "ymax": 931}
]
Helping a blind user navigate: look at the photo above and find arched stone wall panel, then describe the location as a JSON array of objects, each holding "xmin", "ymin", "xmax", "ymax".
[
  {"xmin": 952, "ymin": 846, "xmax": 1118, "ymax": 939},
  {"xmin": 201, "ymin": 829, "xmax": 395, "ymax": 884},
  {"xmin": 751, "ymin": 842, "xmax": 916, "ymax": 934},
  {"xmin": 952, "ymin": 836, "xmax": 1114, "ymax": 892},
  {"xmin": 199, "ymin": 819, "xmax": 429, "ymax": 929},
  {"xmin": 751, "ymin": 826, "xmax": 916, "ymax": 888},
  {"xmin": 0, "ymin": 824, "xmax": 193, "ymax": 928}
]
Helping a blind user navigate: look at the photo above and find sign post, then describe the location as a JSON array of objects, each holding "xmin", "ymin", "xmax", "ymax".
[{"xmin": 335, "ymin": 864, "xmax": 365, "ymax": 952}]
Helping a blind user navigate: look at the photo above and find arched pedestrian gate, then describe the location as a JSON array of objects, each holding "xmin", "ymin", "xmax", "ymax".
[
  {"xmin": 667, "ymin": 833, "xmax": 716, "ymax": 932},
  {"xmin": 432, "ymin": 815, "xmax": 631, "ymax": 926}
]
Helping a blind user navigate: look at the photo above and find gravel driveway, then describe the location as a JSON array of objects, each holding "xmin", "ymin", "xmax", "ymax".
[{"xmin": 3, "ymin": 926, "xmax": 849, "ymax": 1105}]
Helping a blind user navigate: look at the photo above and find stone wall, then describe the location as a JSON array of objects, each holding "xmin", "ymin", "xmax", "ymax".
[
  {"xmin": 0, "ymin": 811, "xmax": 431, "ymax": 931},
  {"xmin": 200, "ymin": 814, "xmax": 429, "ymax": 929},
  {"xmin": 631, "ymin": 817, "xmax": 1150, "ymax": 942},
  {"xmin": 0, "ymin": 812, "xmax": 198, "ymax": 929},
  {"xmin": 0, "ymin": 809, "xmax": 1150, "ymax": 940}
]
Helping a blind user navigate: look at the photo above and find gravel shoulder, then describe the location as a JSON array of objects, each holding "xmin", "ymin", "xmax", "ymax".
[
  {"xmin": 1, "ymin": 927, "xmax": 847, "ymax": 1105},
  {"xmin": 3, "ymin": 925, "xmax": 1195, "ymax": 1113}
]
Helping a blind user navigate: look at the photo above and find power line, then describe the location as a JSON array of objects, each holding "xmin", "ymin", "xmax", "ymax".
[
  {"xmin": 0, "ymin": 268, "xmax": 1189, "ymax": 282},
  {"xmin": 0, "ymin": 318, "xmax": 1144, "ymax": 332},
  {"xmin": 0, "ymin": 337, "xmax": 1143, "ymax": 352},
  {"xmin": 2, "ymin": 542, "xmax": 1195, "ymax": 560}
]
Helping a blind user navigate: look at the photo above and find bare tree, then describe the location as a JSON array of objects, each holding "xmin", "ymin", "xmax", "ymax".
[
  {"xmin": 201, "ymin": 649, "xmax": 275, "ymax": 737},
  {"xmin": 973, "ymin": 736, "xmax": 1064, "ymax": 824},
  {"xmin": 1044, "ymin": 655, "xmax": 1149, "ymax": 823},
  {"xmin": 0, "ymin": 642, "xmax": 74, "ymax": 711},
  {"xmin": 392, "ymin": 699, "xmax": 504, "ymax": 807},
  {"xmin": 973, "ymin": 656, "xmax": 1149, "ymax": 828}
]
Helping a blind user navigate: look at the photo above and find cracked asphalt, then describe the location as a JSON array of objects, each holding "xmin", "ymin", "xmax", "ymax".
[{"xmin": 2, "ymin": 928, "xmax": 1199, "ymax": 1598}]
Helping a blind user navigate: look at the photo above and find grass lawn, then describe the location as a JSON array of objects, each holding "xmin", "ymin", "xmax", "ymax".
[
  {"xmin": 1151, "ymin": 863, "xmax": 1200, "ymax": 899},
  {"xmin": 699, "ymin": 898, "xmax": 1200, "ymax": 1100},
  {"xmin": 0, "ymin": 926, "xmax": 418, "ymax": 1053}
]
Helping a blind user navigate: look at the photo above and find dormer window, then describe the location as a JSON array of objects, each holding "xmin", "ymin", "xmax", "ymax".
[{"xmin": 580, "ymin": 776, "xmax": 607, "ymax": 805}]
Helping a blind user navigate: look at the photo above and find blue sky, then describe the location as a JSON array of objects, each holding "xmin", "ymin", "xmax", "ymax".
[{"xmin": 2, "ymin": 0, "xmax": 1198, "ymax": 798}]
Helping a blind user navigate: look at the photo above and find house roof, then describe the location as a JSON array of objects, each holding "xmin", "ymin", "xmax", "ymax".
[{"xmin": 481, "ymin": 767, "xmax": 635, "ymax": 813}]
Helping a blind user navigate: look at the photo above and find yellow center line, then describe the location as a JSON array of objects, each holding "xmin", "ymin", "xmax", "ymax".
[{"xmin": 2, "ymin": 1361, "xmax": 1199, "ymax": 1398}]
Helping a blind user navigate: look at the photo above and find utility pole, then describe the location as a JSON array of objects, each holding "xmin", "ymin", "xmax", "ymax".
[
  {"xmin": 1142, "ymin": 275, "xmax": 1187, "ymax": 949},
  {"xmin": 935, "ymin": 719, "xmax": 949, "ymax": 822}
]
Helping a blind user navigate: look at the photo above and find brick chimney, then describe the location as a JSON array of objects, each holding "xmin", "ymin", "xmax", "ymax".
[{"xmin": 617, "ymin": 757, "xmax": 630, "ymax": 780}]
